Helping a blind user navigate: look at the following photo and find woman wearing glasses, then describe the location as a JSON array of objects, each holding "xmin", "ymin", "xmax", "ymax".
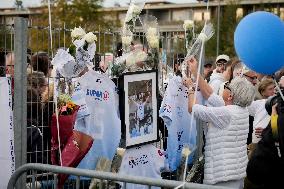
[{"xmin": 184, "ymin": 58, "xmax": 255, "ymax": 189}]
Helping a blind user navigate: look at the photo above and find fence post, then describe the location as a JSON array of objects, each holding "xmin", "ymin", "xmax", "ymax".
[{"xmin": 13, "ymin": 17, "xmax": 28, "ymax": 188}]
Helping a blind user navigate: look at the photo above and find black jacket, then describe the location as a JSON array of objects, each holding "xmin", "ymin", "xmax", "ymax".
[{"xmin": 246, "ymin": 112, "xmax": 284, "ymax": 189}]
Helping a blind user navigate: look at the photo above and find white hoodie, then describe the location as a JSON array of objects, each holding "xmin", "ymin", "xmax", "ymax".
[{"xmin": 209, "ymin": 69, "xmax": 225, "ymax": 94}]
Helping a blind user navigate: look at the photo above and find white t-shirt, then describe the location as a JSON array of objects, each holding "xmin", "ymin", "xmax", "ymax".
[
  {"xmin": 248, "ymin": 99, "xmax": 271, "ymax": 143},
  {"xmin": 0, "ymin": 78, "xmax": 15, "ymax": 189},
  {"xmin": 159, "ymin": 75, "xmax": 197, "ymax": 171},
  {"xmin": 135, "ymin": 101, "xmax": 146, "ymax": 120},
  {"xmin": 119, "ymin": 144, "xmax": 167, "ymax": 189},
  {"xmin": 74, "ymin": 70, "xmax": 121, "ymax": 172}
]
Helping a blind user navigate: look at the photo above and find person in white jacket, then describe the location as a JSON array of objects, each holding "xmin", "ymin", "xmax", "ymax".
[
  {"xmin": 247, "ymin": 78, "xmax": 275, "ymax": 158},
  {"xmin": 209, "ymin": 54, "xmax": 230, "ymax": 94},
  {"xmin": 184, "ymin": 57, "xmax": 255, "ymax": 189}
]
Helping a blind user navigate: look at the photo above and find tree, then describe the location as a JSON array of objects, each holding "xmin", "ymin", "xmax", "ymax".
[
  {"xmin": 204, "ymin": 0, "xmax": 240, "ymax": 59},
  {"xmin": 30, "ymin": 0, "xmax": 120, "ymax": 53}
]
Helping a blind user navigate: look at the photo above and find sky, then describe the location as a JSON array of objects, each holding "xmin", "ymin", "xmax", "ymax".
[{"xmin": 0, "ymin": 0, "xmax": 197, "ymax": 8}]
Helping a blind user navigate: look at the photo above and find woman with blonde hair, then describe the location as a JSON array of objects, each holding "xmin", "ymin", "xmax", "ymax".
[{"xmin": 247, "ymin": 78, "xmax": 275, "ymax": 158}]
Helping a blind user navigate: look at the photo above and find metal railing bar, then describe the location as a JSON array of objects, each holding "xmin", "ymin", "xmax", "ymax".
[{"xmin": 8, "ymin": 163, "xmax": 231, "ymax": 189}]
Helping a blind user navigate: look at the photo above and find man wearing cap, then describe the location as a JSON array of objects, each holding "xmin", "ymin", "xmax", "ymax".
[{"xmin": 209, "ymin": 54, "xmax": 230, "ymax": 94}]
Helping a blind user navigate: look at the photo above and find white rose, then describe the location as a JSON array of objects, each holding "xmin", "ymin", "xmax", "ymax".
[
  {"xmin": 83, "ymin": 32, "xmax": 97, "ymax": 44},
  {"xmin": 135, "ymin": 50, "xmax": 148, "ymax": 62},
  {"xmin": 122, "ymin": 36, "xmax": 133, "ymax": 46},
  {"xmin": 198, "ymin": 33, "xmax": 208, "ymax": 42},
  {"xmin": 183, "ymin": 20, "xmax": 194, "ymax": 30},
  {"xmin": 132, "ymin": 4, "xmax": 141, "ymax": 15},
  {"xmin": 71, "ymin": 27, "xmax": 86, "ymax": 39},
  {"xmin": 148, "ymin": 37, "xmax": 159, "ymax": 49},
  {"xmin": 182, "ymin": 146, "xmax": 191, "ymax": 157},
  {"xmin": 117, "ymin": 148, "xmax": 126, "ymax": 157},
  {"xmin": 126, "ymin": 53, "xmax": 136, "ymax": 67},
  {"xmin": 125, "ymin": 4, "xmax": 141, "ymax": 23},
  {"xmin": 147, "ymin": 27, "xmax": 157, "ymax": 37}
]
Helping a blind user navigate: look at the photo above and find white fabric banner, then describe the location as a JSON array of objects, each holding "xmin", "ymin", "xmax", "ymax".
[{"xmin": 0, "ymin": 77, "xmax": 15, "ymax": 189}]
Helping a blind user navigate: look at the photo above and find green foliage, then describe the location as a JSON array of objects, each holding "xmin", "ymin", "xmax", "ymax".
[
  {"xmin": 29, "ymin": 0, "xmax": 120, "ymax": 53},
  {"xmin": 58, "ymin": 94, "xmax": 72, "ymax": 108}
]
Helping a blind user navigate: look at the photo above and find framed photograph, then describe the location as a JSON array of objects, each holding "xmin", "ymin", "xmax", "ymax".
[{"xmin": 119, "ymin": 70, "xmax": 159, "ymax": 148}]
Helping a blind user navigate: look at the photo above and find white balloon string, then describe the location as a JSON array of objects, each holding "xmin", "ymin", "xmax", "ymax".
[
  {"xmin": 176, "ymin": 34, "xmax": 205, "ymax": 189},
  {"xmin": 274, "ymin": 79, "xmax": 284, "ymax": 101},
  {"xmin": 48, "ymin": 0, "xmax": 62, "ymax": 166}
]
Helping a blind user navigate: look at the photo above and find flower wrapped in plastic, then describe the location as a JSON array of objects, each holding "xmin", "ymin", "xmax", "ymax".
[
  {"xmin": 124, "ymin": 0, "xmax": 145, "ymax": 25},
  {"xmin": 183, "ymin": 20, "xmax": 195, "ymax": 50},
  {"xmin": 141, "ymin": 14, "xmax": 160, "ymax": 69},
  {"xmin": 121, "ymin": 27, "xmax": 133, "ymax": 53},
  {"xmin": 51, "ymin": 28, "xmax": 97, "ymax": 79},
  {"xmin": 50, "ymin": 94, "xmax": 80, "ymax": 165},
  {"xmin": 111, "ymin": 46, "xmax": 149, "ymax": 77},
  {"xmin": 181, "ymin": 23, "xmax": 214, "ymax": 78}
]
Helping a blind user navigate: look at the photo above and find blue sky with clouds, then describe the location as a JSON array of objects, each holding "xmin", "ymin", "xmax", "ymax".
[{"xmin": 1, "ymin": 0, "xmax": 197, "ymax": 8}]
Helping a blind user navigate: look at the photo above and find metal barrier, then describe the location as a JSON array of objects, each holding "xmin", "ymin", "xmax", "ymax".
[{"xmin": 7, "ymin": 163, "xmax": 231, "ymax": 189}]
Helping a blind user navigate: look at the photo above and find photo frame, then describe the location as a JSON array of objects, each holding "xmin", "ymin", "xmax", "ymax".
[{"xmin": 119, "ymin": 70, "xmax": 159, "ymax": 148}]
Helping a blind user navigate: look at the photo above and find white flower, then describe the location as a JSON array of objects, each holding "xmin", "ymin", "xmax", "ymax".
[
  {"xmin": 126, "ymin": 49, "xmax": 147, "ymax": 67},
  {"xmin": 83, "ymin": 32, "xmax": 97, "ymax": 44},
  {"xmin": 183, "ymin": 20, "xmax": 194, "ymax": 30},
  {"xmin": 181, "ymin": 146, "xmax": 191, "ymax": 157},
  {"xmin": 122, "ymin": 36, "xmax": 133, "ymax": 46},
  {"xmin": 146, "ymin": 27, "xmax": 159, "ymax": 49},
  {"xmin": 71, "ymin": 27, "xmax": 86, "ymax": 39},
  {"xmin": 117, "ymin": 148, "xmax": 126, "ymax": 157},
  {"xmin": 131, "ymin": 4, "xmax": 141, "ymax": 15},
  {"xmin": 148, "ymin": 37, "xmax": 159, "ymax": 49},
  {"xmin": 198, "ymin": 33, "xmax": 209, "ymax": 42},
  {"xmin": 125, "ymin": 3, "xmax": 141, "ymax": 23},
  {"xmin": 147, "ymin": 27, "xmax": 157, "ymax": 37},
  {"xmin": 135, "ymin": 50, "xmax": 148, "ymax": 62}
]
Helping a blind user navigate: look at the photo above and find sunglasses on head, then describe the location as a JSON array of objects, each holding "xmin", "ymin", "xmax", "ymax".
[
  {"xmin": 224, "ymin": 81, "xmax": 231, "ymax": 91},
  {"xmin": 244, "ymin": 74, "xmax": 257, "ymax": 81}
]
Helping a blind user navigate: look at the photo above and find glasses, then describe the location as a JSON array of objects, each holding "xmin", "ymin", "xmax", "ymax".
[
  {"xmin": 216, "ymin": 62, "xmax": 226, "ymax": 67},
  {"xmin": 244, "ymin": 74, "xmax": 258, "ymax": 81},
  {"xmin": 224, "ymin": 82, "xmax": 231, "ymax": 91}
]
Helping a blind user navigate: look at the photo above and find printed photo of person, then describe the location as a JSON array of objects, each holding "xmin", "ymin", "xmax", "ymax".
[{"xmin": 128, "ymin": 80, "xmax": 153, "ymax": 138}]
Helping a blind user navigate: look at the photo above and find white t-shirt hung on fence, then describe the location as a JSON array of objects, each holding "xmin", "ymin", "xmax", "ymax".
[
  {"xmin": 0, "ymin": 77, "xmax": 15, "ymax": 189},
  {"xmin": 73, "ymin": 69, "xmax": 121, "ymax": 173},
  {"xmin": 119, "ymin": 144, "xmax": 168, "ymax": 189},
  {"xmin": 159, "ymin": 75, "xmax": 197, "ymax": 171}
]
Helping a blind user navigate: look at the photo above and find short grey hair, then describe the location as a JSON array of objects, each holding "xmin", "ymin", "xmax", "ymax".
[{"xmin": 229, "ymin": 77, "xmax": 255, "ymax": 107}]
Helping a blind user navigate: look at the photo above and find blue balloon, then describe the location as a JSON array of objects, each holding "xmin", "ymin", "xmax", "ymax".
[{"xmin": 234, "ymin": 11, "xmax": 284, "ymax": 75}]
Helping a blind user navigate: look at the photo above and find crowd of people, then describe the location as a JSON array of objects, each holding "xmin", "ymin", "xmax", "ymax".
[
  {"xmin": 181, "ymin": 54, "xmax": 284, "ymax": 189},
  {"xmin": 1, "ymin": 45, "xmax": 284, "ymax": 188}
]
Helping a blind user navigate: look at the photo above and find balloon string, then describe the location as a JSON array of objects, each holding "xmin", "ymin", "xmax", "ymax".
[
  {"xmin": 48, "ymin": 0, "xmax": 62, "ymax": 166},
  {"xmin": 274, "ymin": 79, "xmax": 284, "ymax": 101},
  {"xmin": 176, "ymin": 33, "xmax": 206, "ymax": 189}
]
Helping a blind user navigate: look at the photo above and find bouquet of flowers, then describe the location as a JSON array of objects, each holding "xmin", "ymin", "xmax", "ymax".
[
  {"xmin": 51, "ymin": 27, "xmax": 97, "ymax": 78},
  {"xmin": 50, "ymin": 94, "xmax": 80, "ymax": 165}
]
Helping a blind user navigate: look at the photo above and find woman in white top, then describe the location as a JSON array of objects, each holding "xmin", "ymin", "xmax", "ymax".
[
  {"xmin": 247, "ymin": 79, "xmax": 275, "ymax": 157},
  {"xmin": 184, "ymin": 58, "xmax": 255, "ymax": 189}
]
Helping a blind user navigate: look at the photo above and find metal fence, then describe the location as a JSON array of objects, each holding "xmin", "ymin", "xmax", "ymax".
[
  {"xmin": 1, "ymin": 17, "xmax": 205, "ymax": 188},
  {"xmin": 7, "ymin": 163, "xmax": 231, "ymax": 189}
]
